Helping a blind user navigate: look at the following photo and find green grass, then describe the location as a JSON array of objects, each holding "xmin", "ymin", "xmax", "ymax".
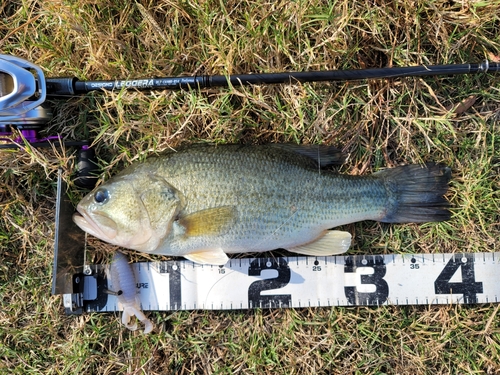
[{"xmin": 1, "ymin": 0, "xmax": 500, "ymax": 373}]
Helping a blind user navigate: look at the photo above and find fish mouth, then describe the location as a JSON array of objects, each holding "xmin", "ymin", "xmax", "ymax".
[{"xmin": 73, "ymin": 206, "xmax": 118, "ymax": 242}]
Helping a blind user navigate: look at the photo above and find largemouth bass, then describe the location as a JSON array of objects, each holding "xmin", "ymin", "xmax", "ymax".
[{"xmin": 73, "ymin": 144, "xmax": 451, "ymax": 265}]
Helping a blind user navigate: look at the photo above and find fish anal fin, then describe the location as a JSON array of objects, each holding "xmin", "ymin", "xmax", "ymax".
[
  {"xmin": 179, "ymin": 206, "xmax": 236, "ymax": 237},
  {"xmin": 184, "ymin": 249, "xmax": 229, "ymax": 265},
  {"xmin": 287, "ymin": 230, "xmax": 351, "ymax": 256}
]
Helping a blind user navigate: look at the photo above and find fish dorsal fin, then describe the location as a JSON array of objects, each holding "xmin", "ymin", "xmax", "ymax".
[
  {"xmin": 287, "ymin": 230, "xmax": 351, "ymax": 256},
  {"xmin": 179, "ymin": 206, "xmax": 236, "ymax": 237},
  {"xmin": 267, "ymin": 144, "xmax": 344, "ymax": 168},
  {"xmin": 184, "ymin": 249, "xmax": 229, "ymax": 265},
  {"xmin": 140, "ymin": 177, "xmax": 183, "ymax": 232}
]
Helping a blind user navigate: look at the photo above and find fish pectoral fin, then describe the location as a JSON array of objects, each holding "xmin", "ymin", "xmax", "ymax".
[
  {"xmin": 287, "ymin": 230, "xmax": 351, "ymax": 256},
  {"xmin": 184, "ymin": 249, "xmax": 229, "ymax": 265},
  {"xmin": 179, "ymin": 206, "xmax": 236, "ymax": 237}
]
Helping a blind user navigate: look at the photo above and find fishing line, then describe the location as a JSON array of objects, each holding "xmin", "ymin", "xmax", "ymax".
[{"xmin": 245, "ymin": 208, "xmax": 301, "ymax": 253}]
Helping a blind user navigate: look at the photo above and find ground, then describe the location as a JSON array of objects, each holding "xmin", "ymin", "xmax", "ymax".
[{"xmin": 0, "ymin": 0, "xmax": 499, "ymax": 374}]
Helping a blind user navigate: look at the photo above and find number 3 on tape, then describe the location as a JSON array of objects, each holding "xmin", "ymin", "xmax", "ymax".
[{"xmin": 344, "ymin": 255, "xmax": 389, "ymax": 305}]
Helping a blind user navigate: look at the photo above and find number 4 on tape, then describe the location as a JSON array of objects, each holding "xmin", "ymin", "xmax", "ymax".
[{"xmin": 434, "ymin": 254, "xmax": 484, "ymax": 304}]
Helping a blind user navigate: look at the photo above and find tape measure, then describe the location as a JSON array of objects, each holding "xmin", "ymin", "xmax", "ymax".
[{"xmin": 71, "ymin": 252, "xmax": 499, "ymax": 313}]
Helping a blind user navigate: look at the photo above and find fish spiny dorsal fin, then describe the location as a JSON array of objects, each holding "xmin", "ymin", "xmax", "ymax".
[
  {"xmin": 287, "ymin": 230, "xmax": 351, "ymax": 256},
  {"xmin": 266, "ymin": 144, "xmax": 345, "ymax": 168},
  {"xmin": 179, "ymin": 206, "xmax": 236, "ymax": 237}
]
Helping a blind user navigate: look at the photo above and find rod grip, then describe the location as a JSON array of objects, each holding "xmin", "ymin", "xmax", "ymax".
[
  {"xmin": 46, "ymin": 77, "xmax": 77, "ymax": 96},
  {"xmin": 75, "ymin": 146, "xmax": 99, "ymax": 189}
]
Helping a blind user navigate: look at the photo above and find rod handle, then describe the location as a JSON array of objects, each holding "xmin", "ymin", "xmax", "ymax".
[{"xmin": 75, "ymin": 146, "xmax": 99, "ymax": 189}]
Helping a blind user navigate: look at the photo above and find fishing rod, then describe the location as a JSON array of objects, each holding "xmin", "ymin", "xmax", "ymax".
[
  {"xmin": 60, "ymin": 60, "xmax": 500, "ymax": 93},
  {"xmin": 0, "ymin": 54, "xmax": 498, "ymax": 185},
  {"xmin": 2, "ymin": 53, "xmax": 498, "ymax": 127}
]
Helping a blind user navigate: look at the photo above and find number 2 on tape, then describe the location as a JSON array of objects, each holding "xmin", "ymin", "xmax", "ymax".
[{"xmin": 247, "ymin": 258, "xmax": 292, "ymax": 308}]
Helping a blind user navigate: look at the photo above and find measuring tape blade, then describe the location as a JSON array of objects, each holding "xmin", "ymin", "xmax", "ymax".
[{"xmin": 81, "ymin": 252, "xmax": 499, "ymax": 313}]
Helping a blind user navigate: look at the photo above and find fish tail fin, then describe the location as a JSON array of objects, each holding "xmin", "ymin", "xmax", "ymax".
[{"xmin": 377, "ymin": 163, "xmax": 452, "ymax": 223}]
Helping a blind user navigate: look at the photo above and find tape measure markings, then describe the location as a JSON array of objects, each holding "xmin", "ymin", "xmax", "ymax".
[{"xmin": 82, "ymin": 252, "xmax": 499, "ymax": 312}]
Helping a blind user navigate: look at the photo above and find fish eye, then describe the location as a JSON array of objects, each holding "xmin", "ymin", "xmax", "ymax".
[{"xmin": 94, "ymin": 188, "xmax": 109, "ymax": 204}]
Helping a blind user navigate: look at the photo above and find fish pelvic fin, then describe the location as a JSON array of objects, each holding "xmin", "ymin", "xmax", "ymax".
[
  {"xmin": 377, "ymin": 163, "xmax": 452, "ymax": 223},
  {"xmin": 179, "ymin": 206, "xmax": 236, "ymax": 237},
  {"xmin": 184, "ymin": 248, "xmax": 229, "ymax": 265},
  {"xmin": 287, "ymin": 230, "xmax": 351, "ymax": 256}
]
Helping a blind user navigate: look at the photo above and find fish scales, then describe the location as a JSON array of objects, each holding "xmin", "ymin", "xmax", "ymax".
[
  {"xmin": 74, "ymin": 144, "xmax": 451, "ymax": 265},
  {"xmin": 144, "ymin": 146, "xmax": 384, "ymax": 249}
]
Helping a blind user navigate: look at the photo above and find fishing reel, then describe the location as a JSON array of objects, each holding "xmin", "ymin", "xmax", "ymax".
[
  {"xmin": 0, "ymin": 54, "xmax": 52, "ymax": 128},
  {"xmin": 0, "ymin": 54, "xmax": 97, "ymax": 188}
]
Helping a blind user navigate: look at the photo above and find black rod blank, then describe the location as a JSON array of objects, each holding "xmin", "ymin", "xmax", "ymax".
[{"xmin": 46, "ymin": 61, "xmax": 499, "ymax": 96}]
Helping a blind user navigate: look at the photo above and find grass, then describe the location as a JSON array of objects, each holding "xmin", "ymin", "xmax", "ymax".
[{"xmin": 1, "ymin": 0, "xmax": 500, "ymax": 373}]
